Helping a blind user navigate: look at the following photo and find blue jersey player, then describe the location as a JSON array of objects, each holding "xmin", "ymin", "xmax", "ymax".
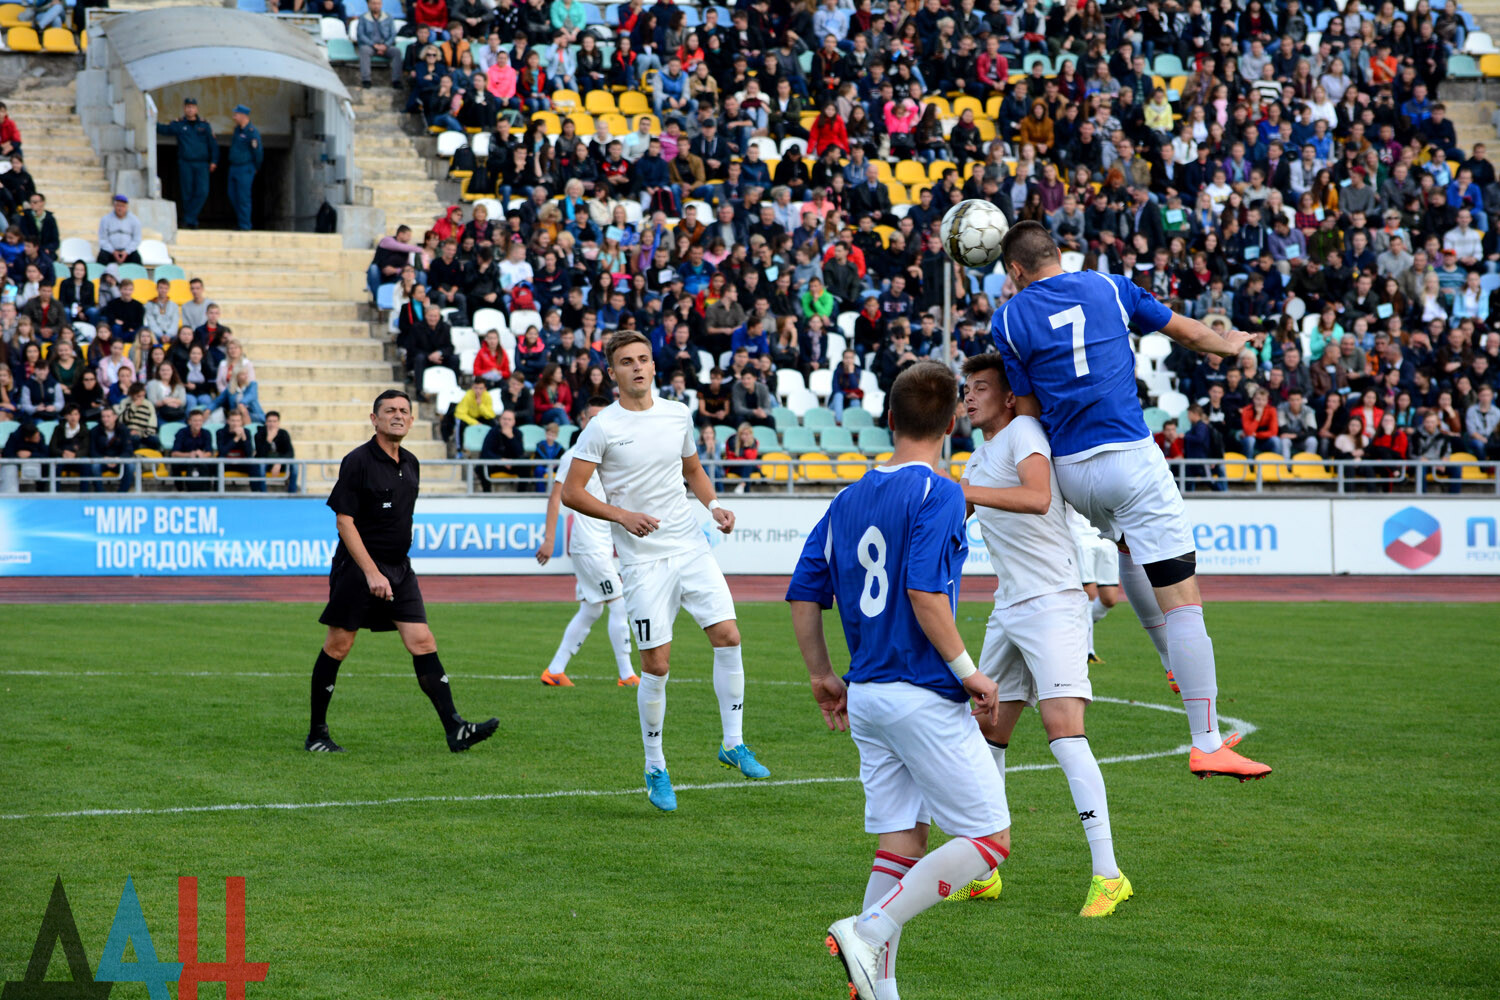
[
  {"xmin": 991, "ymin": 221, "xmax": 1270, "ymax": 782},
  {"xmin": 788, "ymin": 362, "xmax": 1011, "ymax": 1000}
]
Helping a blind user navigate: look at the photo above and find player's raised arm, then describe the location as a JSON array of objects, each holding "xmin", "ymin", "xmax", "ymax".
[
  {"xmin": 682, "ymin": 451, "xmax": 734, "ymax": 534},
  {"xmin": 1159, "ymin": 312, "xmax": 1250, "ymax": 359}
]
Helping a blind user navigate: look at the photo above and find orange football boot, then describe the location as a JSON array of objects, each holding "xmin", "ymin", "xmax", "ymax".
[
  {"xmin": 618, "ymin": 675, "xmax": 641, "ymax": 687},
  {"xmin": 1189, "ymin": 743, "xmax": 1271, "ymax": 781},
  {"xmin": 540, "ymin": 669, "xmax": 575, "ymax": 687}
]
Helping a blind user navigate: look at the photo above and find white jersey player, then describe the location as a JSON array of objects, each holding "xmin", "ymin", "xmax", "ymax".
[
  {"xmin": 959, "ymin": 353, "xmax": 1130, "ymax": 918},
  {"xmin": 535, "ymin": 399, "xmax": 640, "ymax": 688},
  {"xmin": 561, "ymin": 332, "xmax": 770, "ymax": 812},
  {"xmin": 1066, "ymin": 506, "xmax": 1122, "ymax": 664}
]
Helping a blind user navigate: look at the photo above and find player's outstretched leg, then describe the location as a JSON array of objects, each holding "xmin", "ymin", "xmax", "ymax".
[
  {"xmin": 1116, "ymin": 548, "xmax": 1176, "ymax": 691},
  {"xmin": 606, "ymin": 599, "xmax": 639, "ymax": 685},
  {"xmin": 542, "ymin": 600, "xmax": 602, "ymax": 687},
  {"xmin": 398, "ymin": 624, "xmax": 498, "ymax": 752},
  {"xmin": 708, "ymin": 625, "xmax": 769, "ymax": 779},
  {"xmin": 306, "ymin": 630, "xmax": 352, "ymax": 752}
]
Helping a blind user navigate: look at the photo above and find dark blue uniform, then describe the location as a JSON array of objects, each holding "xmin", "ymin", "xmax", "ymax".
[
  {"xmin": 156, "ymin": 116, "xmax": 216, "ymax": 228},
  {"xmin": 227, "ymin": 120, "xmax": 263, "ymax": 231}
]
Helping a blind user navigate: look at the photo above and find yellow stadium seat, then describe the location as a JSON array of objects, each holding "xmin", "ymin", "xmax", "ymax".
[
  {"xmin": 985, "ymin": 95, "xmax": 1004, "ymax": 119},
  {"xmin": 600, "ymin": 112, "xmax": 629, "ymax": 135},
  {"xmin": 871, "ymin": 160, "xmax": 893, "ymax": 182},
  {"xmin": 1253, "ymin": 453, "xmax": 1289, "ymax": 482},
  {"xmin": 893, "ymin": 160, "xmax": 926, "ymax": 186},
  {"xmin": 975, "ymin": 119, "xmax": 997, "ymax": 141},
  {"xmin": 762, "ymin": 451, "xmax": 793, "ymax": 482},
  {"xmin": 550, "ymin": 89, "xmax": 582, "ymax": 111},
  {"xmin": 799, "ymin": 111, "xmax": 819, "ymax": 129},
  {"xmin": 584, "ymin": 90, "xmax": 617, "ymax": 115},
  {"xmin": 763, "ymin": 157, "xmax": 779, "ymax": 177},
  {"xmin": 874, "ymin": 452, "xmax": 893, "ymax": 464},
  {"xmin": 872, "ymin": 224, "xmax": 895, "ymax": 247},
  {"xmin": 949, "ymin": 451, "xmax": 971, "ymax": 479},
  {"xmin": 568, "ymin": 111, "xmax": 597, "ymax": 134},
  {"xmin": 79, "ymin": 29, "xmax": 86, "ymax": 50},
  {"xmin": 42, "ymin": 27, "xmax": 76, "ymax": 52},
  {"xmin": 0, "ymin": 5, "xmax": 24, "ymax": 28},
  {"xmin": 801, "ymin": 452, "xmax": 837, "ymax": 481},
  {"xmin": 1169, "ymin": 74, "xmax": 1187, "ymax": 93},
  {"xmin": 1450, "ymin": 451, "xmax": 1495, "ymax": 480},
  {"xmin": 1291, "ymin": 452, "xmax": 1334, "ymax": 480},
  {"xmin": 134, "ymin": 448, "xmax": 166, "ymax": 479},
  {"xmin": 531, "ymin": 110, "xmax": 561, "ymax": 134},
  {"xmin": 952, "ymin": 96, "xmax": 982, "ymax": 118},
  {"xmin": 1482, "ymin": 53, "xmax": 1500, "ymax": 76},
  {"xmin": 7, "ymin": 26, "xmax": 40, "ymax": 51},
  {"xmin": 835, "ymin": 452, "xmax": 869, "ymax": 481},
  {"xmin": 927, "ymin": 159, "xmax": 957, "ymax": 182},
  {"xmin": 885, "ymin": 181, "xmax": 912, "ymax": 206},
  {"xmin": 1222, "ymin": 451, "xmax": 1249, "ymax": 482},
  {"xmin": 167, "ymin": 279, "xmax": 192, "ymax": 304},
  {"xmin": 921, "ymin": 96, "xmax": 951, "ymax": 117},
  {"xmin": 618, "ymin": 90, "xmax": 650, "ymax": 115},
  {"xmin": 487, "ymin": 471, "xmax": 517, "ymax": 481}
]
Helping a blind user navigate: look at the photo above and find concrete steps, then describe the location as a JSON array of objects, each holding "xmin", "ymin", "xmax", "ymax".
[
  {"xmin": 208, "ymin": 301, "xmax": 367, "ymax": 322},
  {"xmin": 234, "ymin": 339, "xmax": 389, "ymax": 362}
]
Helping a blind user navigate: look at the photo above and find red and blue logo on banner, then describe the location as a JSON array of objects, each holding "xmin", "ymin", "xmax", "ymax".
[{"xmin": 1382, "ymin": 506, "xmax": 1442, "ymax": 570}]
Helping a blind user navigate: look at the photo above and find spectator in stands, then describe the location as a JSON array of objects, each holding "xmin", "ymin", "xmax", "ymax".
[
  {"xmin": 0, "ymin": 421, "xmax": 44, "ymax": 493},
  {"xmin": 1466, "ymin": 384, "xmax": 1500, "ymax": 457},
  {"xmin": 216, "ymin": 368, "xmax": 264, "ymax": 426},
  {"xmin": 88, "ymin": 405, "xmax": 134, "ymax": 493},
  {"xmin": 21, "ymin": 281, "xmax": 64, "ymax": 341},
  {"xmin": 479, "ymin": 409, "xmax": 525, "ymax": 488},
  {"xmin": 0, "ymin": 366, "xmax": 22, "ymax": 424},
  {"xmin": 47, "ymin": 402, "xmax": 89, "ymax": 482},
  {"xmin": 118, "ymin": 380, "xmax": 158, "ymax": 449},
  {"xmin": 170, "ymin": 408, "xmax": 215, "ymax": 492},
  {"xmin": 368, "ymin": 225, "xmax": 420, "ymax": 299},
  {"xmin": 18, "ymin": 193, "xmax": 58, "ymax": 254},
  {"xmin": 0, "ymin": 102, "xmax": 20, "ymax": 158},
  {"xmin": 97, "ymin": 337, "xmax": 134, "ymax": 393},
  {"xmin": 356, "ymin": 0, "xmax": 402, "ymax": 89},
  {"xmin": 410, "ymin": 307, "xmax": 459, "ymax": 389},
  {"xmin": 474, "ymin": 329, "xmax": 511, "ymax": 385},
  {"xmin": 830, "ymin": 348, "xmax": 865, "ymax": 421},
  {"xmin": 143, "ymin": 279, "xmax": 181, "ymax": 341},
  {"xmin": 181, "ymin": 344, "xmax": 216, "ymax": 410},
  {"xmin": 217, "ymin": 409, "xmax": 262, "ymax": 492},
  {"xmin": 58, "ymin": 260, "xmax": 96, "ymax": 324},
  {"xmin": 147, "ymin": 362, "xmax": 188, "ymax": 423},
  {"xmin": 179, "ymin": 278, "xmax": 209, "ymax": 331},
  {"xmin": 694, "ymin": 366, "xmax": 731, "ymax": 428},
  {"xmin": 532, "ymin": 363, "xmax": 572, "ymax": 424},
  {"xmin": 97, "ymin": 196, "xmax": 143, "ymax": 266},
  {"xmin": 696, "ymin": 423, "xmax": 723, "ymax": 487},
  {"xmin": 103, "ymin": 278, "xmax": 145, "ymax": 341},
  {"xmin": 253, "ymin": 411, "xmax": 296, "ymax": 492},
  {"xmin": 1278, "ymin": 390, "xmax": 1318, "ymax": 456},
  {"xmin": 215, "ymin": 338, "xmax": 254, "ymax": 394},
  {"xmin": 730, "ymin": 368, "xmax": 774, "ymax": 428},
  {"xmin": 427, "ymin": 239, "xmax": 469, "ymax": 318},
  {"xmin": 0, "ymin": 155, "xmax": 34, "ymax": 217}
]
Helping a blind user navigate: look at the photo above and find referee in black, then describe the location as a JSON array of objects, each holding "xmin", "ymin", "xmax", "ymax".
[{"xmin": 306, "ymin": 389, "xmax": 498, "ymax": 753}]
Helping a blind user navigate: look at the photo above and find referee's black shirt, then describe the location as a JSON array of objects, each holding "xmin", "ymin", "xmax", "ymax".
[{"xmin": 326, "ymin": 436, "xmax": 421, "ymax": 564}]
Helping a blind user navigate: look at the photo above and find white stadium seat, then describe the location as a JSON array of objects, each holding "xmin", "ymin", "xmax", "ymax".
[
  {"xmin": 138, "ymin": 240, "xmax": 173, "ymax": 267},
  {"xmin": 436, "ymin": 131, "xmax": 468, "ymax": 158}
]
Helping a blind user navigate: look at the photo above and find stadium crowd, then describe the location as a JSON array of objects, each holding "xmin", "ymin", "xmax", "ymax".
[
  {"xmin": 352, "ymin": 0, "xmax": 1500, "ymax": 490},
  {"xmin": 0, "ymin": 121, "xmax": 295, "ymax": 493}
]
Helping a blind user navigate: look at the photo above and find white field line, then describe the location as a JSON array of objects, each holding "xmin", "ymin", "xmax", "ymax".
[{"xmin": 0, "ymin": 675, "xmax": 1258, "ymax": 823}]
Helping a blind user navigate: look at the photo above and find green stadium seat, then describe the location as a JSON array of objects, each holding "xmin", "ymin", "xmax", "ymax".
[
  {"xmin": 802, "ymin": 407, "xmax": 837, "ymax": 428},
  {"xmin": 771, "ymin": 406, "xmax": 798, "ymax": 431},
  {"xmin": 857, "ymin": 427, "xmax": 893, "ymax": 455},
  {"xmin": 326, "ymin": 38, "xmax": 357, "ymax": 63},
  {"xmin": 819, "ymin": 427, "xmax": 856, "ymax": 453},
  {"xmin": 558, "ymin": 424, "xmax": 578, "ymax": 447},
  {"xmin": 519, "ymin": 423, "xmax": 546, "ymax": 452},
  {"xmin": 461, "ymin": 423, "xmax": 490, "ymax": 454},
  {"xmin": 1448, "ymin": 54, "xmax": 1481, "ymax": 78},
  {"xmin": 842, "ymin": 408, "xmax": 875, "ymax": 428},
  {"xmin": 752, "ymin": 426, "xmax": 780, "ymax": 453},
  {"xmin": 1142, "ymin": 406, "xmax": 1170, "ymax": 432},
  {"xmin": 781, "ymin": 426, "xmax": 818, "ymax": 453}
]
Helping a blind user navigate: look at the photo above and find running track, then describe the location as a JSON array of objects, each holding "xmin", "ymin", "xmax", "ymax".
[{"xmin": 2, "ymin": 575, "xmax": 1496, "ymax": 603}]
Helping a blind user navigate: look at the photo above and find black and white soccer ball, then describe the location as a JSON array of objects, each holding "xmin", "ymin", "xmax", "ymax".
[{"xmin": 940, "ymin": 200, "xmax": 1010, "ymax": 268}]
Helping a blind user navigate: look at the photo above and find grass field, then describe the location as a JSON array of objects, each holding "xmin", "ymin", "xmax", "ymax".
[{"xmin": 1, "ymin": 600, "xmax": 1497, "ymax": 999}]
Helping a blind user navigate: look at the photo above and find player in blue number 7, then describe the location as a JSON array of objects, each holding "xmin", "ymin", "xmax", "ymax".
[
  {"xmin": 788, "ymin": 361, "xmax": 1010, "ymax": 1000},
  {"xmin": 992, "ymin": 221, "xmax": 1270, "ymax": 781}
]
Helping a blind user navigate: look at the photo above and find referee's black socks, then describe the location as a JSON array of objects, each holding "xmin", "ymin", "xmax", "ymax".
[
  {"xmin": 413, "ymin": 652, "xmax": 462, "ymax": 734},
  {"xmin": 310, "ymin": 650, "xmax": 343, "ymax": 733}
]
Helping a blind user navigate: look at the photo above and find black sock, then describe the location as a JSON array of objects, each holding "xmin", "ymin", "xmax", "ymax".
[
  {"xmin": 310, "ymin": 650, "xmax": 342, "ymax": 733},
  {"xmin": 985, "ymin": 740, "xmax": 1009, "ymax": 751},
  {"xmin": 413, "ymin": 652, "xmax": 461, "ymax": 733}
]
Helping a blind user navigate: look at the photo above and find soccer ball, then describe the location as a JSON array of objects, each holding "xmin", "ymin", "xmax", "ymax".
[{"xmin": 940, "ymin": 200, "xmax": 1010, "ymax": 268}]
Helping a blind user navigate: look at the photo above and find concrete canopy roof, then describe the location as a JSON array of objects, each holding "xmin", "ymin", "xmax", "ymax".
[{"xmin": 101, "ymin": 7, "xmax": 350, "ymax": 103}]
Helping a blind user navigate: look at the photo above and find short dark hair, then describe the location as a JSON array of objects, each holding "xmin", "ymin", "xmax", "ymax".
[
  {"xmin": 606, "ymin": 330, "xmax": 653, "ymax": 365},
  {"xmin": 960, "ymin": 352, "xmax": 1011, "ymax": 394},
  {"xmin": 587, "ymin": 395, "xmax": 612, "ymax": 408},
  {"xmin": 888, "ymin": 360, "xmax": 958, "ymax": 441},
  {"xmin": 1000, "ymin": 220, "xmax": 1060, "ymax": 274},
  {"xmin": 265, "ymin": 410, "xmax": 281, "ymax": 420},
  {"xmin": 373, "ymin": 389, "xmax": 411, "ymax": 413}
]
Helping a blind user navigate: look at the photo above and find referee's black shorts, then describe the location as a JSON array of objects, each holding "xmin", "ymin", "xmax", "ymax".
[{"xmin": 319, "ymin": 555, "xmax": 427, "ymax": 632}]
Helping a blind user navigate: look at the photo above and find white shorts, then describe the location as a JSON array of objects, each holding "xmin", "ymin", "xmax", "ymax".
[
  {"xmin": 848, "ymin": 681, "xmax": 1011, "ymax": 838},
  {"xmin": 980, "ymin": 590, "xmax": 1092, "ymax": 706},
  {"xmin": 620, "ymin": 550, "xmax": 736, "ymax": 650},
  {"xmin": 572, "ymin": 550, "xmax": 624, "ymax": 605},
  {"xmin": 1056, "ymin": 443, "xmax": 1194, "ymax": 566},
  {"xmin": 1076, "ymin": 536, "xmax": 1120, "ymax": 587}
]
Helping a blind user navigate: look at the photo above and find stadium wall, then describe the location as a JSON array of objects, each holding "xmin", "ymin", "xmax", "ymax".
[{"xmin": 2, "ymin": 497, "xmax": 1498, "ymax": 577}]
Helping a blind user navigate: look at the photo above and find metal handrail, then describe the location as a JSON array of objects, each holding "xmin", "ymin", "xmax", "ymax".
[{"xmin": 0, "ymin": 455, "xmax": 1496, "ymax": 497}]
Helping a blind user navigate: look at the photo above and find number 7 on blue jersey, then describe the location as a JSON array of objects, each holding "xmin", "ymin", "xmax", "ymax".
[{"xmin": 1050, "ymin": 305, "xmax": 1088, "ymax": 378}]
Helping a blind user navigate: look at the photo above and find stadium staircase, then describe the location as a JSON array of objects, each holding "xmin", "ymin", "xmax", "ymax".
[
  {"xmin": 13, "ymin": 78, "xmax": 456, "ymax": 494},
  {"xmin": 347, "ymin": 80, "xmax": 456, "ymax": 239}
]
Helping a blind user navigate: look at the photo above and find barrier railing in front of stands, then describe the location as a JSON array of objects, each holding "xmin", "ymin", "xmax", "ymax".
[{"xmin": 0, "ymin": 456, "xmax": 1496, "ymax": 497}]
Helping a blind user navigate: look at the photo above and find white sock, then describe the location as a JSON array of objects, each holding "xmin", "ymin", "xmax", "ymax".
[
  {"xmin": 1165, "ymin": 604, "xmax": 1222, "ymax": 753},
  {"xmin": 606, "ymin": 600, "xmax": 636, "ymax": 679},
  {"xmin": 712, "ymin": 645, "xmax": 745, "ymax": 749},
  {"xmin": 986, "ymin": 740, "xmax": 1006, "ymax": 776},
  {"xmin": 1118, "ymin": 549, "xmax": 1172, "ymax": 674},
  {"xmin": 856, "ymin": 836, "xmax": 1006, "ymax": 947},
  {"xmin": 863, "ymin": 851, "xmax": 914, "ymax": 986},
  {"xmin": 638, "ymin": 671, "xmax": 668, "ymax": 771},
  {"xmin": 1050, "ymin": 736, "xmax": 1119, "ymax": 878},
  {"xmin": 547, "ymin": 601, "xmax": 602, "ymax": 674},
  {"xmin": 1086, "ymin": 609, "xmax": 1096, "ymax": 656},
  {"xmin": 1090, "ymin": 596, "xmax": 1109, "ymax": 623}
]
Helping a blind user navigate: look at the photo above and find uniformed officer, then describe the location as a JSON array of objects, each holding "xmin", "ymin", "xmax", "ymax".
[
  {"xmin": 307, "ymin": 388, "xmax": 500, "ymax": 753},
  {"xmin": 155, "ymin": 97, "xmax": 216, "ymax": 229},
  {"xmin": 226, "ymin": 104, "xmax": 263, "ymax": 232}
]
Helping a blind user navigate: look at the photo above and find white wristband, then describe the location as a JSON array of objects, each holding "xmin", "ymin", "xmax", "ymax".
[
  {"xmin": 946, "ymin": 651, "xmax": 977, "ymax": 680},
  {"xmin": 708, "ymin": 499, "xmax": 722, "ymax": 511}
]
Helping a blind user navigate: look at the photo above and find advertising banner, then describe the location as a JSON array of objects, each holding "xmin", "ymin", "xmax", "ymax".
[{"xmin": 1331, "ymin": 499, "xmax": 1500, "ymax": 575}]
